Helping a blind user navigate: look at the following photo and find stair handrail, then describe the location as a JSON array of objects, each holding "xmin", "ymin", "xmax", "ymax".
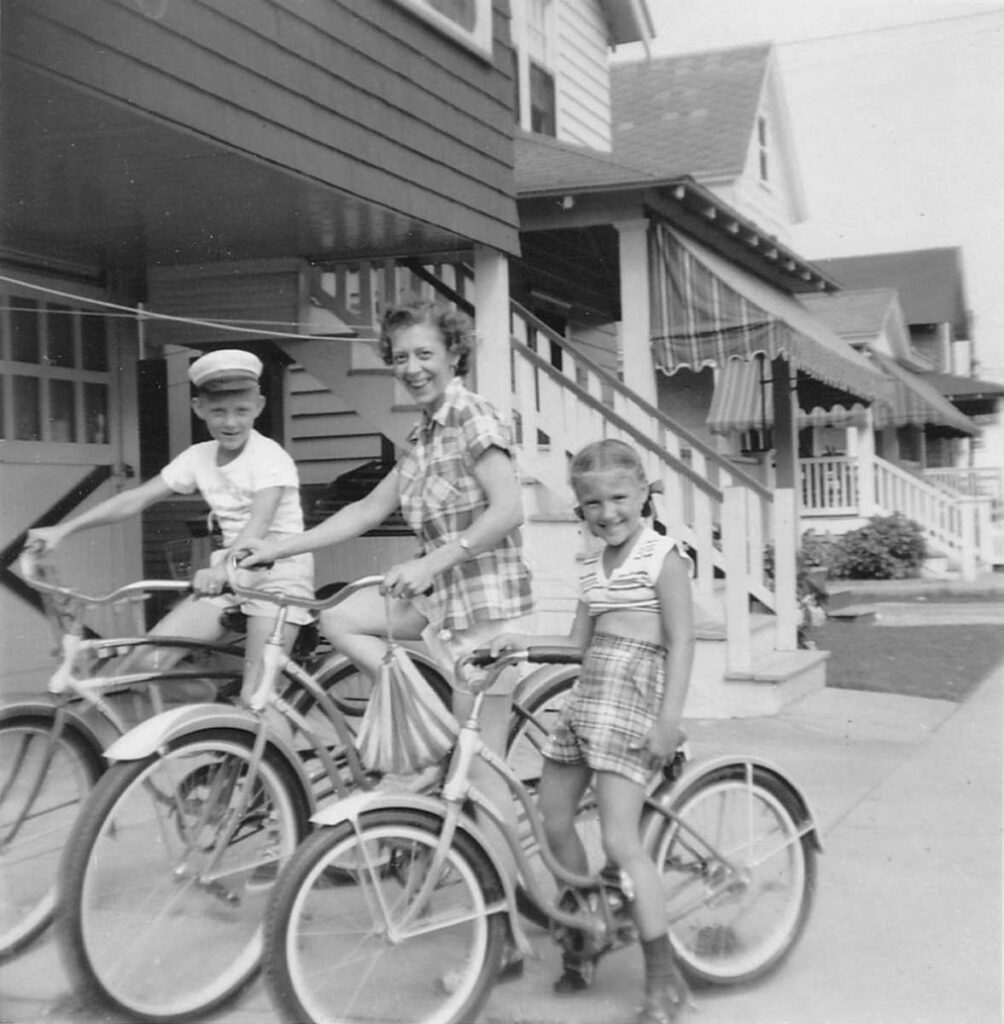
[
  {"xmin": 512, "ymin": 340, "xmax": 720, "ymax": 499},
  {"xmin": 510, "ymin": 301, "xmax": 772, "ymax": 501}
]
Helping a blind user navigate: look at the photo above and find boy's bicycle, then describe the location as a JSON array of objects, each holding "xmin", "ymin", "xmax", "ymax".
[
  {"xmin": 262, "ymin": 647, "xmax": 821, "ymax": 1024},
  {"xmin": 53, "ymin": 557, "xmax": 579, "ymax": 1023},
  {"xmin": 1, "ymin": 550, "xmax": 250, "ymax": 962},
  {"xmin": 0, "ymin": 551, "xmax": 414, "ymax": 964}
]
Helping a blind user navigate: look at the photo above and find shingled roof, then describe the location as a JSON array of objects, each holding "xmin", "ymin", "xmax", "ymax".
[
  {"xmin": 513, "ymin": 128, "xmax": 660, "ymax": 196},
  {"xmin": 813, "ymin": 248, "xmax": 970, "ymax": 338},
  {"xmin": 799, "ymin": 289, "xmax": 900, "ymax": 341},
  {"xmin": 611, "ymin": 43, "xmax": 772, "ymax": 181}
]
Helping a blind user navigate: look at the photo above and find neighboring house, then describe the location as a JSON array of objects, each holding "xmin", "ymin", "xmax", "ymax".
[{"xmin": 811, "ymin": 248, "xmax": 1004, "ymax": 567}]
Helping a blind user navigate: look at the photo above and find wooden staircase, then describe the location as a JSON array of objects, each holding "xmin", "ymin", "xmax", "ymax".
[{"xmin": 275, "ymin": 260, "xmax": 827, "ymax": 717}]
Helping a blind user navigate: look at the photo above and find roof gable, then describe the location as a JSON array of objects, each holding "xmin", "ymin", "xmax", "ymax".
[
  {"xmin": 800, "ymin": 288, "xmax": 920, "ymax": 365},
  {"xmin": 611, "ymin": 44, "xmax": 771, "ymax": 182},
  {"xmin": 813, "ymin": 248, "xmax": 970, "ymax": 337}
]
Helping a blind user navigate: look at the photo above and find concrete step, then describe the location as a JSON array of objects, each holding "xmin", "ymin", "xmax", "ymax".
[{"xmin": 686, "ymin": 647, "xmax": 829, "ymax": 719}]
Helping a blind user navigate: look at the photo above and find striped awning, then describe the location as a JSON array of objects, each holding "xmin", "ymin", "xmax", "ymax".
[
  {"xmin": 650, "ymin": 220, "xmax": 890, "ymax": 405},
  {"xmin": 707, "ymin": 357, "xmax": 869, "ymax": 434},
  {"xmin": 708, "ymin": 352, "xmax": 977, "ymax": 436},
  {"xmin": 870, "ymin": 353, "xmax": 977, "ymax": 435}
]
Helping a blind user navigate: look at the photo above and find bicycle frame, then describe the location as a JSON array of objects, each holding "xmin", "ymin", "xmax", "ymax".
[{"xmin": 309, "ymin": 647, "xmax": 822, "ymax": 957}]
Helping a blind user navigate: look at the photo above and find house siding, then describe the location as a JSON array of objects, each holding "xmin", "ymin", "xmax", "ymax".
[
  {"xmin": 5, "ymin": 0, "xmax": 519, "ymax": 252},
  {"xmin": 555, "ymin": 0, "xmax": 612, "ymax": 151}
]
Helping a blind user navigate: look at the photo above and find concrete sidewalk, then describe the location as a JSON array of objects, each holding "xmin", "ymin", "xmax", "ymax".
[{"xmin": 3, "ymin": 663, "xmax": 1001, "ymax": 1024}]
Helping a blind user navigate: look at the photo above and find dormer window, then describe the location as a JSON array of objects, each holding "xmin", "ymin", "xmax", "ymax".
[{"xmin": 757, "ymin": 115, "xmax": 770, "ymax": 183}]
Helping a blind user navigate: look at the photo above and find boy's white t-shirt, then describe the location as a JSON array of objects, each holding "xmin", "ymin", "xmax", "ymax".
[{"xmin": 160, "ymin": 429, "xmax": 303, "ymax": 546}]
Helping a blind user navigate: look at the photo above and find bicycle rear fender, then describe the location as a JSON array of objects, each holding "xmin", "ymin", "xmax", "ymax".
[
  {"xmin": 101, "ymin": 703, "xmax": 317, "ymax": 807},
  {"xmin": 511, "ymin": 661, "xmax": 579, "ymax": 705},
  {"xmin": 645, "ymin": 755, "xmax": 822, "ymax": 852},
  {"xmin": 310, "ymin": 789, "xmax": 534, "ymax": 958},
  {"xmin": 0, "ymin": 692, "xmax": 109, "ymax": 762}
]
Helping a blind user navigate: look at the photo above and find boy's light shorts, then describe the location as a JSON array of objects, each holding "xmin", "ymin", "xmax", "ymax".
[
  {"xmin": 417, "ymin": 612, "xmax": 537, "ymax": 695},
  {"xmin": 202, "ymin": 548, "xmax": 315, "ymax": 627}
]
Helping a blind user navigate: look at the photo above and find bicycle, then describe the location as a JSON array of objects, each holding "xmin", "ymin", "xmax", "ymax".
[
  {"xmin": 53, "ymin": 557, "xmax": 576, "ymax": 1023},
  {"xmin": 0, "ymin": 549, "xmax": 256, "ymax": 962},
  {"xmin": 0, "ymin": 549, "xmax": 423, "ymax": 964},
  {"xmin": 262, "ymin": 646, "xmax": 821, "ymax": 1024}
]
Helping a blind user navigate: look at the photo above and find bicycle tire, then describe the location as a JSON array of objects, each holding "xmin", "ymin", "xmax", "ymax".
[
  {"xmin": 56, "ymin": 728, "xmax": 310, "ymax": 1022},
  {"xmin": 0, "ymin": 715, "xmax": 102, "ymax": 961},
  {"xmin": 646, "ymin": 764, "xmax": 817, "ymax": 987},
  {"xmin": 264, "ymin": 807, "xmax": 507, "ymax": 1024}
]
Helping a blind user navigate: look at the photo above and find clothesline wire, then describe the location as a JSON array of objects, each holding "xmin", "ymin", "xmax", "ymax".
[{"xmin": 0, "ymin": 273, "xmax": 363, "ymax": 343}]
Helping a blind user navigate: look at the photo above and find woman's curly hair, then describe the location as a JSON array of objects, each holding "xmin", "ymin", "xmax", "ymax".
[{"xmin": 378, "ymin": 298, "xmax": 473, "ymax": 377}]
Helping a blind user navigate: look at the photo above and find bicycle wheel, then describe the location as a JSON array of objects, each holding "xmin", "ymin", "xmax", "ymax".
[
  {"xmin": 57, "ymin": 728, "xmax": 310, "ymax": 1022},
  {"xmin": 264, "ymin": 808, "xmax": 507, "ymax": 1024},
  {"xmin": 0, "ymin": 715, "xmax": 102, "ymax": 961},
  {"xmin": 648, "ymin": 765, "xmax": 816, "ymax": 987}
]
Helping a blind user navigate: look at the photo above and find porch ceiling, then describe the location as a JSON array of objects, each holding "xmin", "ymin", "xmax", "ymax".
[{"xmin": 0, "ymin": 61, "xmax": 472, "ymax": 279}]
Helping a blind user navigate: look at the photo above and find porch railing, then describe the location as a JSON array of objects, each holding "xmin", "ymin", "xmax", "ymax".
[
  {"xmin": 508, "ymin": 302, "xmax": 799, "ymax": 663},
  {"xmin": 800, "ymin": 454, "xmax": 994, "ymax": 575}
]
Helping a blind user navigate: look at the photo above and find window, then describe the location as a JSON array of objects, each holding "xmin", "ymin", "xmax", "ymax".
[
  {"xmin": 757, "ymin": 115, "xmax": 769, "ymax": 183},
  {"xmin": 512, "ymin": 0, "xmax": 557, "ymax": 135},
  {"xmin": 530, "ymin": 63, "xmax": 556, "ymax": 135},
  {"xmin": 0, "ymin": 287, "xmax": 112, "ymax": 446},
  {"xmin": 392, "ymin": 0, "xmax": 493, "ymax": 58}
]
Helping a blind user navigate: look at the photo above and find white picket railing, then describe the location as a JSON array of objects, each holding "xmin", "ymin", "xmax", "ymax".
[{"xmin": 800, "ymin": 454, "xmax": 994, "ymax": 575}]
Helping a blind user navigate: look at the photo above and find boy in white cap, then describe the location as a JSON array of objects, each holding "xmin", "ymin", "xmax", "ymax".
[{"xmin": 26, "ymin": 349, "xmax": 315, "ymax": 702}]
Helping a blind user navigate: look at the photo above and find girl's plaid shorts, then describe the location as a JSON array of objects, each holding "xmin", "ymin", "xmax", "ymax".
[{"xmin": 542, "ymin": 631, "xmax": 666, "ymax": 786}]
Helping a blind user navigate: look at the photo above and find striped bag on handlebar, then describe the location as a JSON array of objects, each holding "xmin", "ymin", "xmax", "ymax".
[{"xmin": 355, "ymin": 642, "xmax": 460, "ymax": 776}]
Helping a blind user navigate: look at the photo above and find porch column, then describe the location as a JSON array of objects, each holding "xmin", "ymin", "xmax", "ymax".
[
  {"xmin": 854, "ymin": 408, "xmax": 877, "ymax": 516},
  {"xmin": 771, "ymin": 357, "xmax": 799, "ymax": 651},
  {"xmin": 473, "ymin": 245, "xmax": 512, "ymax": 419},
  {"xmin": 615, "ymin": 218, "xmax": 657, "ymax": 405}
]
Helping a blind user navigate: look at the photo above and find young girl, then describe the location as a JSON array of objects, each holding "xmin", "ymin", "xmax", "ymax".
[{"xmin": 492, "ymin": 438, "xmax": 695, "ymax": 1024}]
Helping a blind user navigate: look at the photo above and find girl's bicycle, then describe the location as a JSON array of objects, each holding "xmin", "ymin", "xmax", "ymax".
[
  {"xmin": 263, "ymin": 646, "xmax": 821, "ymax": 1024},
  {"xmin": 53, "ymin": 558, "xmax": 579, "ymax": 1023}
]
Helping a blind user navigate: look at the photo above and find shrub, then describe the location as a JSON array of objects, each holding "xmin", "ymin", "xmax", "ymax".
[{"xmin": 829, "ymin": 514, "xmax": 926, "ymax": 580}]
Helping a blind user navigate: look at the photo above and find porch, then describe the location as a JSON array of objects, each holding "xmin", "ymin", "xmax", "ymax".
[{"xmin": 800, "ymin": 455, "xmax": 1001, "ymax": 576}]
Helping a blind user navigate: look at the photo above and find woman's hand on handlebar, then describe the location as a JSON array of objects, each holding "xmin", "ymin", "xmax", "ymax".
[{"xmin": 379, "ymin": 558, "xmax": 435, "ymax": 602}]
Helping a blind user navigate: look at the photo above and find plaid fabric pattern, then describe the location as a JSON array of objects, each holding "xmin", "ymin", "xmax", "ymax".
[
  {"xmin": 397, "ymin": 377, "xmax": 534, "ymax": 633},
  {"xmin": 543, "ymin": 632, "xmax": 667, "ymax": 786}
]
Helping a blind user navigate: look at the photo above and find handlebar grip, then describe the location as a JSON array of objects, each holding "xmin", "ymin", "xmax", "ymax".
[
  {"xmin": 466, "ymin": 645, "xmax": 582, "ymax": 668},
  {"xmin": 526, "ymin": 646, "xmax": 582, "ymax": 665}
]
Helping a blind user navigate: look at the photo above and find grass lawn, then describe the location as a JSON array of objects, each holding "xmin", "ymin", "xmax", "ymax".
[{"xmin": 811, "ymin": 619, "xmax": 1004, "ymax": 702}]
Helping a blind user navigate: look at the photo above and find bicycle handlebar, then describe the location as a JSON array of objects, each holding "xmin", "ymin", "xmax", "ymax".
[
  {"xmin": 224, "ymin": 552, "xmax": 384, "ymax": 612},
  {"xmin": 18, "ymin": 549, "xmax": 192, "ymax": 605},
  {"xmin": 462, "ymin": 646, "xmax": 583, "ymax": 670}
]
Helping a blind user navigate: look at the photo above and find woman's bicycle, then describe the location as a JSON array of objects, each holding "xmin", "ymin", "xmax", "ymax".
[
  {"xmin": 53, "ymin": 558, "xmax": 579, "ymax": 1023},
  {"xmin": 262, "ymin": 646, "xmax": 821, "ymax": 1024}
]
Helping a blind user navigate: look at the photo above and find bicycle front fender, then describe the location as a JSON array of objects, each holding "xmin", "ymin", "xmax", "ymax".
[
  {"xmin": 101, "ymin": 704, "xmax": 317, "ymax": 806},
  {"xmin": 310, "ymin": 790, "xmax": 534, "ymax": 957},
  {"xmin": 511, "ymin": 660, "xmax": 579, "ymax": 706},
  {"xmin": 644, "ymin": 754, "xmax": 822, "ymax": 852},
  {"xmin": 0, "ymin": 692, "xmax": 109, "ymax": 762}
]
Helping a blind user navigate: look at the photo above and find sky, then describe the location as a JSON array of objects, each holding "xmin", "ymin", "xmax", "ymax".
[{"xmin": 615, "ymin": 0, "xmax": 1004, "ymax": 380}]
